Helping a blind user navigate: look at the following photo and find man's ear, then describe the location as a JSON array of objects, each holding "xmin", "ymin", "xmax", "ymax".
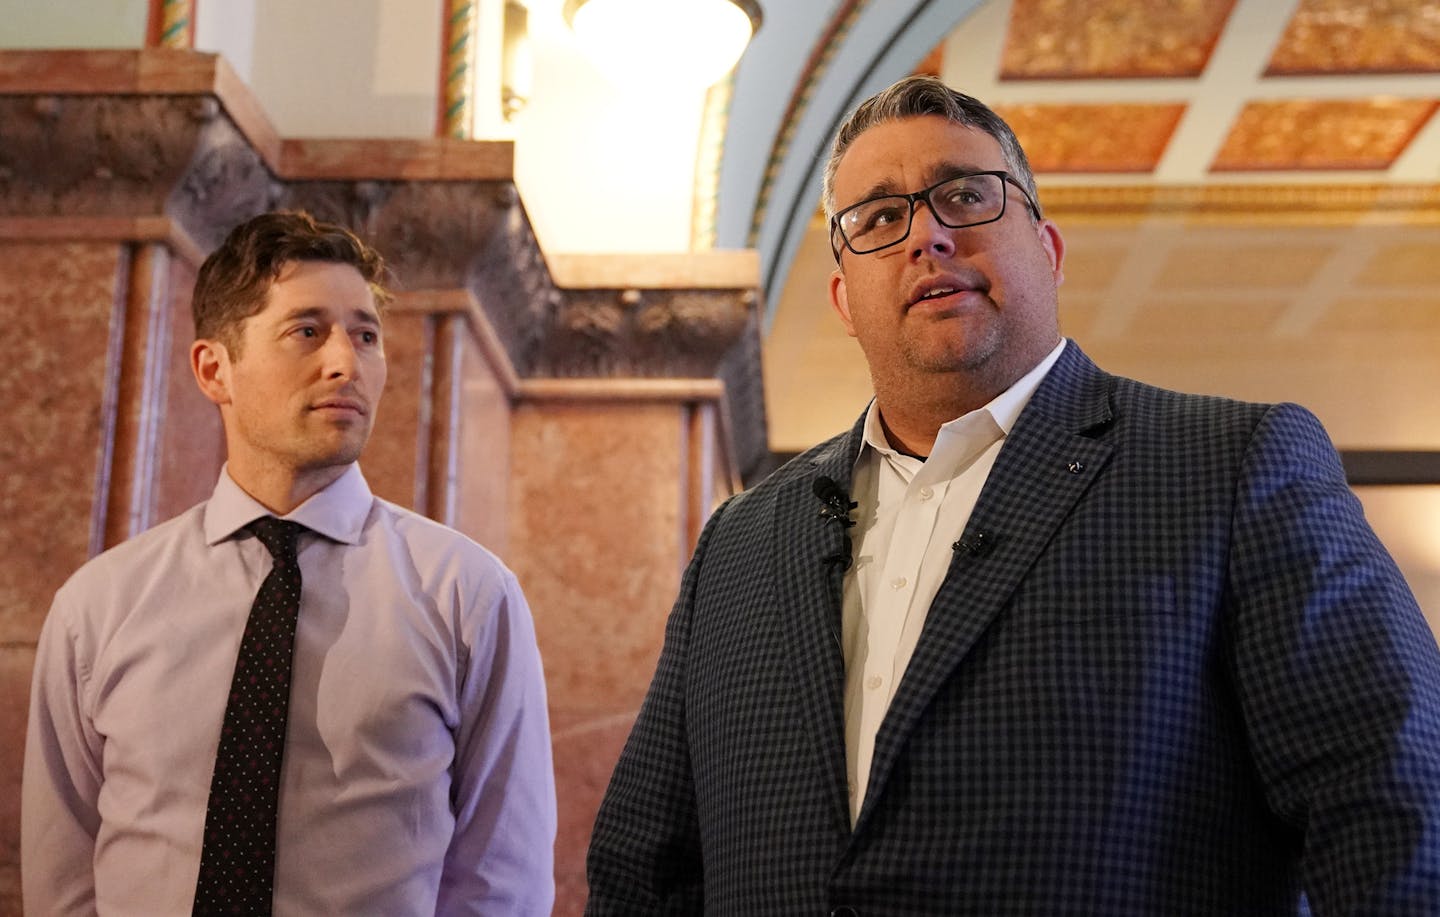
[
  {"xmin": 191, "ymin": 338, "xmax": 233, "ymax": 406},
  {"xmin": 828, "ymin": 269, "xmax": 858, "ymax": 338},
  {"xmin": 1038, "ymin": 218, "xmax": 1066, "ymax": 287}
]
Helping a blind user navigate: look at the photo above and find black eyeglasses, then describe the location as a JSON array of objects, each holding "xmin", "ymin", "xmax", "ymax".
[{"xmin": 829, "ymin": 170, "xmax": 1042, "ymax": 260}]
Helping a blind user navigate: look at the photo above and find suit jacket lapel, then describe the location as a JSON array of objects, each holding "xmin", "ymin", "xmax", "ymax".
[
  {"xmin": 773, "ymin": 411, "xmax": 867, "ymax": 837},
  {"xmin": 854, "ymin": 343, "xmax": 1118, "ymax": 834}
]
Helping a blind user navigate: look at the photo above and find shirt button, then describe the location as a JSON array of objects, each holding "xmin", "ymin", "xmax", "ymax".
[
  {"xmin": 866, "ymin": 674, "xmax": 882, "ymax": 690},
  {"xmin": 918, "ymin": 486, "xmax": 934, "ymax": 500},
  {"xmin": 890, "ymin": 576, "xmax": 907, "ymax": 590}
]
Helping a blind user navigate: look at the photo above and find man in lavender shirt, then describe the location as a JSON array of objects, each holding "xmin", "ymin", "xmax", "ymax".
[{"xmin": 22, "ymin": 211, "xmax": 556, "ymax": 915}]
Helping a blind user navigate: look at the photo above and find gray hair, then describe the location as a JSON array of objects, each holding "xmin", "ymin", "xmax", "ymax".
[{"xmin": 821, "ymin": 75, "xmax": 1041, "ymax": 222}]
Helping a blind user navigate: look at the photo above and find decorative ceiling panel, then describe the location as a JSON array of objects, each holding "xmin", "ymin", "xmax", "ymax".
[
  {"xmin": 1054, "ymin": 244, "xmax": 1128, "ymax": 292},
  {"xmin": 1267, "ymin": 0, "xmax": 1440, "ymax": 75},
  {"xmin": 1129, "ymin": 300, "xmax": 1288, "ymax": 336},
  {"xmin": 995, "ymin": 103, "xmax": 1186, "ymax": 172},
  {"xmin": 1212, "ymin": 99, "xmax": 1439, "ymax": 171},
  {"xmin": 1057, "ymin": 297, "xmax": 1102, "ymax": 338},
  {"xmin": 1358, "ymin": 240, "xmax": 1440, "ymax": 285},
  {"xmin": 1000, "ymin": 0, "xmax": 1237, "ymax": 79},
  {"xmin": 1313, "ymin": 296, "xmax": 1440, "ymax": 332},
  {"xmin": 1154, "ymin": 243, "xmax": 1337, "ymax": 290}
]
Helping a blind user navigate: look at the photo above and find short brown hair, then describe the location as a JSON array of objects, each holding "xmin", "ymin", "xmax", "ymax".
[
  {"xmin": 192, "ymin": 211, "xmax": 391, "ymax": 355},
  {"xmin": 822, "ymin": 75, "xmax": 1041, "ymax": 223}
]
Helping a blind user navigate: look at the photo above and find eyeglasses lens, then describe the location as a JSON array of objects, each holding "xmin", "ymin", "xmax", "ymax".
[{"xmin": 838, "ymin": 173, "xmax": 1006, "ymax": 254}]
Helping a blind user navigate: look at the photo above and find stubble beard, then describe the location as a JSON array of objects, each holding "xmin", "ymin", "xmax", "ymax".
[
  {"xmin": 291, "ymin": 413, "xmax": 374, "ymax": 473},
  {"xmin": 899, "ymin": 294, "xmax": 1005, "ymax": 377}
]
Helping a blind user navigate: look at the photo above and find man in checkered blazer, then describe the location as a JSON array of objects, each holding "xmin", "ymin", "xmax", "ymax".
[{"xmin": 586, "ymin": 76, "xmax": 1440, "ymax": 915}]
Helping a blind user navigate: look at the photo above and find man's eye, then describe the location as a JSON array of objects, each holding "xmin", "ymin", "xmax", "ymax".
[
  {"xmin": 296, "ymin": 326, "xmax": 318, "ymax": 338},
  {"xmin": 861, "ymin": 205, "xmax": 905, "ymax": 232},
  {"xmin": 943, "ymin": 188, "xmax": 985, "ymax": 207},
  {"xmin": 359, "ymin": 330, "xmax": 380, "ymax": 345}
]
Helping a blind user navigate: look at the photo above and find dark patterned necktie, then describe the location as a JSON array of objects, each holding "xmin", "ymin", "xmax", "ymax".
[{"xmin": 193, "ymin": 517, "xmax": 306, "ymax": 916}]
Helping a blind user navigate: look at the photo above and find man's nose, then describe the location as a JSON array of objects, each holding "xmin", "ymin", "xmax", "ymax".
[
  {"xmin": 908, "ymin": 200, "xmax": 956, "ymax": 260},
  {"xmin": 323, "ymin": 331, "xmax": 358, "ymax": 379}
]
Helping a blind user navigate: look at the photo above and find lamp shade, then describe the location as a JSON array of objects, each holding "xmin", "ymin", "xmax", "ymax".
[{"xmin": 564, "ymin": 0, "xmax": 762, "ymax": 90}]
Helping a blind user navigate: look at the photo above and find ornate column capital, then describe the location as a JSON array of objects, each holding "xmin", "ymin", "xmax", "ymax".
[{"xmin": 0, "ymin": 49, "xmax": 769, "ymax": 478}]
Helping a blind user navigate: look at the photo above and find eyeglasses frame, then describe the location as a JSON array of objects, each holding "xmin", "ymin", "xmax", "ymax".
[{"xmin": 829, "ymin": 170, "xmax": 1042, "ymax": 261}]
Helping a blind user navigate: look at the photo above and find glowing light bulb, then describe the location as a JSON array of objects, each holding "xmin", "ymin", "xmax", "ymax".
[{"xmin": 566, "ymin": 0, "xmax": 759, "ymax": 91}]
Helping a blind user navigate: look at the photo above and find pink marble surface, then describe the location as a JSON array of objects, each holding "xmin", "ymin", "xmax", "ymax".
[
  {"xmin": 508, "ymin": 401, "xmax": 685, "ymax": 717},
  {"xmin": 451, "ymin": 324, "xmax": 511, "ymax": 556},
  {"xmin": 0, "ymin": 241, "xmax": 121, "ymax": 644},
  {"xmin": 361, "ymin": 311, "xmax": 427, "ymax": 511},
  {"xmin": 550, "ymin": 710, "xmax": 637, "ymax": 916},
  {"xmin": 508, "ymin": 399, "xmax": 700, "ymax": 911},
  {"xmin": 0, "ymin": 646, "xmax": 33, "ymax": 917},
  {"xmin": 153, "ymin": 254, "xmax": 223, "ymax": 522}
]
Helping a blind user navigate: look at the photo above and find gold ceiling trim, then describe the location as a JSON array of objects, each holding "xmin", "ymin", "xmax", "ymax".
[
  {"xmin": 690, "ymin": 73, "xmax": 736, "ymax": 251},
  {"xmin": 1040, "ymin": 184, "xmax": 1440, "ymax": 225}
]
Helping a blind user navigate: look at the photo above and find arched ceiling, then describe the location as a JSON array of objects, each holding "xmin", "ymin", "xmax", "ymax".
[
  {"xmin": 719, "ymin": 0, "xmax": 1440, "ymax": 327},
  {"xmin": 715, "ymin": 0, "xmax": 1440, "ymax": 453},
  {"xmin": 713, "ymin": 0, "xmax": 989, "ymax": 299}
]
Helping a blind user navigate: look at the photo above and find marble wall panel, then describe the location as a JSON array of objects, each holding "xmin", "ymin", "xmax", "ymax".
[
  {"xmin": 508, "ymin": 401, "xmax": 685, "ymax": 715},
  {"xmin": 0, "ymin": 645, "xmax": 34, "ymax": 917},
  {"xmin": 508, "ymin": 399, "xmax": 692, "ymax": 913},
  {"xmin": 0, "ymin": 241, "xmax": 121, "ymax": 644},
  {"xmin": 451, "ymin": 321, "xmax": 512, "ymax": 556},
  {"xmin": 361, "ymin": 311, "xmax": 429, "ymax": 512},
  {"xmin": 550, "ymin": 710, "xmax": 635, "ymax": 916},
  {"xmin": 153, "ymin": 254, "xmax": 224, "ymax": 522}
]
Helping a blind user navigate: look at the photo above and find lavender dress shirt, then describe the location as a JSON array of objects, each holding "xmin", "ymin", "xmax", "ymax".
[{"xmin": 22, "ymin": 464, "xmax": 556, "ymax": 915}]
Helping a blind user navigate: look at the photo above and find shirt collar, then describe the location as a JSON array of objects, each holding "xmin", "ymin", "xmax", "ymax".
[
  {"xmin": 203, "ymin": 463, "xmax": 374, "ymax": 546},
  {"xmin": 856, "ymin": 337, "xmax": 1068, "ymax": 465}
]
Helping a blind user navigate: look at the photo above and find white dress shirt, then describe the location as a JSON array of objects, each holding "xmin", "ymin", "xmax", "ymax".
[
  {"xmin": 843, "ymin": 340, "xmax": 1067, "ymax": 820},
  {"xmin": 22, "ymin": 463, "xmax": 556, "ymax": 916}
]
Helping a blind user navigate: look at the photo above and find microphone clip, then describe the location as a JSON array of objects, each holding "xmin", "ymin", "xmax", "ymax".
[
  {"xmin": 813, "ymin": 475, "xmax": 856, "ymax": 572},
  {"xmin": 813, "ymin": 476, "xmax": 857, "ymax": 530},
  {"xmin": 952, "ymin": 531, "xmax": 993, "ymax": 557}
]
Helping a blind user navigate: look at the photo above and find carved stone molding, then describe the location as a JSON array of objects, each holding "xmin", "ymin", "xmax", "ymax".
[
  {"xmin": 0, "ymin": 49, "xmax": 768, "ymax": 480},
  {"xmin": 535, "ymin": 288, "xmax": 753, "ymax": 379},
  {"xmin": 467, "ymin": 191, "xmax": 559, "ymax": 379},
  {"xmin": 169, "ymin": 109, "xmax": 277, "ymax": 252},
  {"xmin": 1, "ymin": 95, "xmax": 209, "ymax": 214}
]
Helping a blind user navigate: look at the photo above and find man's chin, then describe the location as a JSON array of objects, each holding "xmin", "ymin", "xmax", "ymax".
[{"xmin": 297, "ymin": 438, "xmax": 369, "ymax": 473}]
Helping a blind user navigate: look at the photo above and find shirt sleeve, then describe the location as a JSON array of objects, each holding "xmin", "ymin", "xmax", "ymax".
[
  {"xmin": 435, "ymin": 568, "xmax": 557, "ymax": 916},
  {"xmin": 1227, "ymin": 402, "xmax": 1440, "ymax": 914},
  {"xmin": 22, "ymin": 586, "xmax": 103, "ymax": 916}
]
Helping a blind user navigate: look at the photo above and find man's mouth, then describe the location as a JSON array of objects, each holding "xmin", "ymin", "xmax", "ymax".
[
  {"xmin": 311, "ymin": 398, "xmax": 365, "ymax": 415},
  {"xmin": 908, "ymin": 273, "xmax": 989, "ymax": 309},
  {"xmin": 916, "ymin": 286, "xmax": 961, "ymax": 303}
]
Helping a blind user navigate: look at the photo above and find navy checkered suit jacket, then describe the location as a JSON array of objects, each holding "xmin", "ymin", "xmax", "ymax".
[{"xmin": 587, "ymin": 342, "xmax": 1440, "ymax": 915}]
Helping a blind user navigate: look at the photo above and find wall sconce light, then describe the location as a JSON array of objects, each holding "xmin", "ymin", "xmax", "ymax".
[{"xmin": 563, "ymin": 0, "xmax": 762, "ymax": 91}]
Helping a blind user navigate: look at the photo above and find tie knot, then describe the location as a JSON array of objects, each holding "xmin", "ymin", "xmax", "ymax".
[{"xmin": 246, "ymin": 517, "xmax": 305, "ymax": 561}]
